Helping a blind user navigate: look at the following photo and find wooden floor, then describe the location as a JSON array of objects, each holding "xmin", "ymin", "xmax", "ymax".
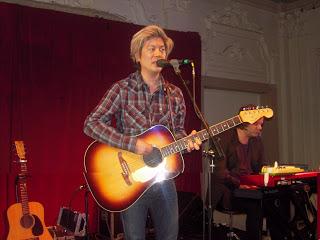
[{"xmin": 91, "ymin": 225, "xmax": 247, "ymax": 240}]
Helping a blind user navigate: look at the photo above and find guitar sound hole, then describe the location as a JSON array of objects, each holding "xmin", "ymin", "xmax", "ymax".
[
  {"xmin": 143, "ymin": 147, "xmax": 162, "ymax": 167},
  {"xmin": 20, "ymin": 214, "xmax": 34, "ymax": 228}
]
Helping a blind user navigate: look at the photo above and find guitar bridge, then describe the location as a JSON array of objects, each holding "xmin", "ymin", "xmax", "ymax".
[{"xmin": 118, "ymin": 152, "xmax": 132, "ymax": 185}]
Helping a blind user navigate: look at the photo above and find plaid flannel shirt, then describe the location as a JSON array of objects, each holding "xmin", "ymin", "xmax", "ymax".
[{"xmin": 84, "ymin": 71, "xmax": 187, "ymax": 152}]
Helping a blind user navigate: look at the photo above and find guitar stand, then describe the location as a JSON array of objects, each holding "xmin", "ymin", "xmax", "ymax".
[
  {"xmin": 63, "ymin": 184, "xmax": 90, "ymax": 239},
  {"xmin": 84, "ymin": 185, "xmax": 90, "ymax": 240}
]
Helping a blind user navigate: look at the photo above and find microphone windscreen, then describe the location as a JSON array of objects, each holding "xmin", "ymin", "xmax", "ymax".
[{"xmin": 156, "ymin": 59, "xmax": 170, "ymax": 68}]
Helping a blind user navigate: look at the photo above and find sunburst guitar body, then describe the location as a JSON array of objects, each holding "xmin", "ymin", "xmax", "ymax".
[
  {"xmin": 84, "ymin": 107, "xmax": 274, "ymax": 212},
  {"xmin": 84, "ymin": 125, "xmax": 182, "ymax": 212}
]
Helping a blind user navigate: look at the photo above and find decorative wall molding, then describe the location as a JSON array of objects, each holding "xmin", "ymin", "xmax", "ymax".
[
  {"xmin": 314, "ymin": 48, "xmax": 320, "ymax": 56},
  {"xmin": 239, "ymin": 0, "xmax": 319, "ymax": 13},
  {"xmin": 221, "ymin": 42, "xmax": 252, "ymax": 62},
  {"xmin": 128, "ymin": 0, "xmax": 158, "ymax": 25},
  {"xmin": 162, "ymin": 0, "xmax": 191, "ymax": 12},
  {"xmin": 279, "ymin": 11, "xmax": 305, "ymax": 38},
  {"xmin": 127, "ymin": 0, "xmax": 192, "ymax": 27},
  {"xmin": 204, "ymin": 1, "xmax": 263, "ymax": 33},
  {"xmin": 38, "ymin": 0, "xmax": 94, "ymax": 8},
  {"xmin": 202, "ymin": 27, "xmax": 271, "ymax": 82},
  {"xmin": 280, "ymin": 0, "xmax": 320, "ymax": 12},
  {"xmin": 236, "ymin": 0, "xmax": 280, "ymax": 13},
  {"xmin": 200, "ymin": 1, "xmax": 275, "ymax": 83}
]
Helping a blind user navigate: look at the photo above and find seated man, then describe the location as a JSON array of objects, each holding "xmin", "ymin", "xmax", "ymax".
[{"xmin": 210, "ymin": 105, "xmax": 291, "ymax": 240}]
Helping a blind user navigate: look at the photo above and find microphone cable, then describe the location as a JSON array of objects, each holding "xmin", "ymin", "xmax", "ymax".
[{"xmin": 68, "ymin": 184, "xmax": 87, "ymax": 210}]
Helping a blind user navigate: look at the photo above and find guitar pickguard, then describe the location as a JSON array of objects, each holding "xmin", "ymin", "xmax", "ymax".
[{"xmin": 31, "ymin": 214, "xmax": 44, "ymax": 236}]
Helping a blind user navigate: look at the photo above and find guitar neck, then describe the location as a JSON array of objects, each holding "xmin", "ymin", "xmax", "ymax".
[
  {"xmin": 161, "ymin": 115, "xmax": 242, "ymax": 157},
  {"xmin": 18, "ymin": 162, "xmax": 31, "ymax": 216}
]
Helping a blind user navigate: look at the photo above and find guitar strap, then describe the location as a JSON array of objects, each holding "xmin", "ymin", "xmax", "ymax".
[{"xmin": 164, "ymin": 81, "xmax": 177, "ymax": 139}]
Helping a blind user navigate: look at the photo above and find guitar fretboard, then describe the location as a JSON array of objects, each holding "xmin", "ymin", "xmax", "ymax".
[
  {"xmin": 161, "ymin": 115, "xmax": 242, "ymax": 157},
  {"xmin": 18, "ymin": 162, "xmax": 31, "ymax": 216}
]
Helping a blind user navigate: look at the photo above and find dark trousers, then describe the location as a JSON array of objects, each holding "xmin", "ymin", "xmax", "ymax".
[
  {"xmin": 211, "ymin": 182, "xmax": 263, "ymax": 240},
  {"xmin": 231, "ymin": 197, "xmax": 263, "ymax": 240},
  {"xmin": 233, "ymin": 196, "xmax": 293, "ymax": 240}
]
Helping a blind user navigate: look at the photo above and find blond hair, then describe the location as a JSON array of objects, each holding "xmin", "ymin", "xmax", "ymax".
[{"xmin": 130, "ymin": 25, "xmax": 174, "ymax": 63}]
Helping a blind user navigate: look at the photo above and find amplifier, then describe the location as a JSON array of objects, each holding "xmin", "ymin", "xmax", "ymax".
[{"xmin": 57, "ymin": 207, "xmax": 86, "ymax": 237}]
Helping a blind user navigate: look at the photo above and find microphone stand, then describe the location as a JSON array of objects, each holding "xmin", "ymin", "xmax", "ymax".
[
  {"xmin": 171, "ymin": 63, "xmax": 224, "ymax": 240},
  {"xmin": 68, "ymin": 184, "xmax": 90, "ymax": 239},
  {"xmin": 84, "ymin": 187, "xmax": 90, "ymax": 240}
]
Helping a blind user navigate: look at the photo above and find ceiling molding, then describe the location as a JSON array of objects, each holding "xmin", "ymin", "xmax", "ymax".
[
  {"xmin": 1, "ymin": 0, "xmax": 127, "ymax": 22},
  {"xmin": 279, "ymin": 0, "xmax": 318, "ymax": 11},
  {"xmin": 236, "ymin": 0, "xmax": 281, "ymax": 13},
  {"xmin": 237, "ymin": 0, "xmax": 318, "ymax": 13}
]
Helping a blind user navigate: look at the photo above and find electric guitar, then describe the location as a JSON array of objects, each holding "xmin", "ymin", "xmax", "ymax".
[
  {"xmin": 7, "ymin": 141, "xmax": 53, "ymax": 240},
  {"xmin": 84, "ymin": 107, "xmax": 273, "ymax": 212}
]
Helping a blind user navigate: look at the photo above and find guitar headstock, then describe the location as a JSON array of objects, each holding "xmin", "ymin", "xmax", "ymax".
[
  {"xmin": 239, "ymin": 106, "xmax": 273, "ymax": 124},
  {"xmin": 14, "ymin": 140, "xmax": 27, "ymax": 162}
]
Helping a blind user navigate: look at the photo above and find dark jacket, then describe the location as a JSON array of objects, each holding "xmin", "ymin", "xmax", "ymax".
[{"xmin": 210, "ymin": 128, "xmax": 266, "ymax": 209}]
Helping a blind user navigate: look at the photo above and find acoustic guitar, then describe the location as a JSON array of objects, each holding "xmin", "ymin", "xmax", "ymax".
[
  {"xmin": 7, "ymin": 141, "xmax": 53, "ymax": 240},
  {"xmin": 84, "ymin": 107, "xmax": 273, "ymax": 212}
]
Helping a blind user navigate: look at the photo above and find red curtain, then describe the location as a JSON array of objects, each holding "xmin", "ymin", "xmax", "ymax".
[{"xmin": 0, "ymin": 2, "xmax": 202, "ymax": 238}]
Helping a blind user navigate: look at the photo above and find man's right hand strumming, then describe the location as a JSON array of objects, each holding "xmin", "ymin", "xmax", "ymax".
[{"xmin": 135, "ymin": 138, "xmax": 153, "ymax": 155}]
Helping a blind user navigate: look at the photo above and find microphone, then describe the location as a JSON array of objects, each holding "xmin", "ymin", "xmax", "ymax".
[{"xmin": 156, "ymin": 59, "xmax": 192, "ymax": 68}]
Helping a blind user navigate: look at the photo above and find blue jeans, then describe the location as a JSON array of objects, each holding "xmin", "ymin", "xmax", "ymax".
[{"xmin": 120, "ymin": 180, "xmax": 178, "ymax": 240}]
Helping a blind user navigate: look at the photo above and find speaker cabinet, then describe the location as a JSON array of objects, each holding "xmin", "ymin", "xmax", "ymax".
[
  {"xmin": 57, "ymin": 207, "xmax": 86, "ymax": 237},
  {"xmin": 178, "ymin": 191, "xmax": 205, "ymax": 235}
]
